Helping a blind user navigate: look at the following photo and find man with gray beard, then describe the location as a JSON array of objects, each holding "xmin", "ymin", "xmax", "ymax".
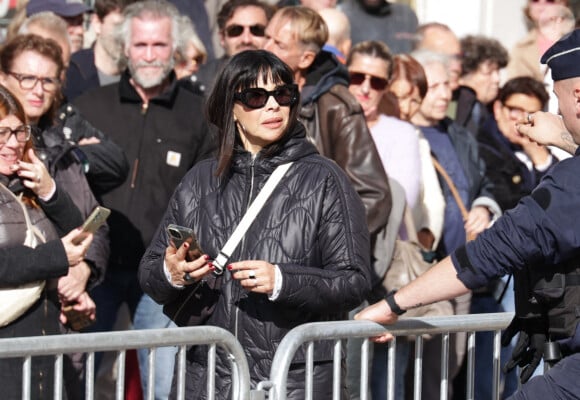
[{"xmin": 74, "ymin": 1, "xmax": 216, "ymax": 398}]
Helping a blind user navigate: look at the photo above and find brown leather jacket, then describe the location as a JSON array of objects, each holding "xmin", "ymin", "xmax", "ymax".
[{"xmin": 299, "ymin": 84, "xmax": 391, "ymax": 236}]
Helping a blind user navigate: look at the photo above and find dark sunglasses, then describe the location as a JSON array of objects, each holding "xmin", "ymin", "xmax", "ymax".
[
  {"xmin": 224, "ymin": 24, "xmax": 266, "ymax": 38},
  {"xmin": 530, "ymin": 0, "xmax": 559, "ymax": 3},
  {"xmin": 349, "ymin": 72, "xmax": 389, "ymax": 91},
  {"xmin": 234, "ymin": 85, "xmax": 298, "ymax": 109}
]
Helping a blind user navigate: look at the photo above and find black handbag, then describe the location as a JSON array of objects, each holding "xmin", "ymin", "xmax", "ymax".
[{"xmin": 163, "ymin": 274, "xmax": 222, "ymax": 327}]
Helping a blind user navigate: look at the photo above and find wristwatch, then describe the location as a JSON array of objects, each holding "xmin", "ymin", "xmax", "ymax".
[{"xmin": 385, "ymin": 290, "xmax": 406, "ymax": 316}]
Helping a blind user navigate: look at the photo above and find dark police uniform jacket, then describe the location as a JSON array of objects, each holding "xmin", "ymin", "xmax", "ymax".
[{"xmin": 452, "ymin": 147, "xmax": 580, "ymax": 353}]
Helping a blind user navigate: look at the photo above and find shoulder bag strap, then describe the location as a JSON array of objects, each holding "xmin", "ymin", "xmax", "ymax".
[
  {"xmin": 431, "ymin": 156, "xmax": 469, "ymax": 220},
  {"xmin": 213, "ymin": 162, "xmax": 294, "ymax": 274},
  {"xmin": 0, "ymin": 184, "xmax": 46, "ymax": 246}
]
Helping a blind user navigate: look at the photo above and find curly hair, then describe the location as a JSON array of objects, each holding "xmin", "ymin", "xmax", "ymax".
[{"xmin": 460, "ymin": 35, "xmax": 509, "ymax": 76}]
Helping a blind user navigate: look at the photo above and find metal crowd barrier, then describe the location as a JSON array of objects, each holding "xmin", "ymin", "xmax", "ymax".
[
  {"xmin": 0, "ymin": 313, "xmax": 514, "ymax": 400},
  {"xmin": 0, "ymin": 326, "xmax": 251, "ymax": 400},
  {"xmin": 255, "ymin": 312, "xmax": 514, "ymax": 400}
]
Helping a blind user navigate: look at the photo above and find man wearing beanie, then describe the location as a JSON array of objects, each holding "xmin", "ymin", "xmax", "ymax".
[{"xmin": 356, "ymin": 29, "xmax": 580, "ymax": 399}]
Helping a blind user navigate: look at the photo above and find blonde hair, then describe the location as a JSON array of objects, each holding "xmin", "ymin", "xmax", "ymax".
[{"xmin": 273, "ymin": 6, "xmax": 328, "ymax": 53}]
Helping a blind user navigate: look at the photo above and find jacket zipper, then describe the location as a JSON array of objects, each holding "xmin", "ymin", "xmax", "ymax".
[
  {"xmin": 130, "ymin": 103, "xmax": 149, "ymax": 189},
  {"xmin": 234, "ymin": 155, "xmax": 256, "ymax": 339}
]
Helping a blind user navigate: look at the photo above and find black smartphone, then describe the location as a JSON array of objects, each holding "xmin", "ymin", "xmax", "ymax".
[
  {"xmin": 73, "ymin": 206, "xmax": 111, "ymax": 245},
  {"xmin": 166, "ymin": 224, "xmax": 203, "ymax": 260}
]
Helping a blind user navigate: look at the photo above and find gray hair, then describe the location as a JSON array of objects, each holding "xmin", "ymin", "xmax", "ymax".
[
  {"xmin": 18, "ymin": 11, "xmax": 71, "ymax": 48},
  {"xmin": 175, "ymin": 15, "xmax": 207, "ymax": 63},
  {"xmin": 410, "ymin": 49, "xmax": 449, "ymax": 71},
  {"xmin": 119, "ymin": 0, "xmax": 181, "ymax": 53}
]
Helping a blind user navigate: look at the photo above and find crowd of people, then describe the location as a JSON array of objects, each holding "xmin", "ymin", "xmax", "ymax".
[{"xmin": 0, "ymin": 0, "xmax": 578, "ymax": 399}]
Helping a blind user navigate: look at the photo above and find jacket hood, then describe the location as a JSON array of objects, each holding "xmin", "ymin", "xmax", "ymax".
[
  {"xmin": 301, "ymin": 51, "xmax": 350, "ymax": 105},
  {"xmin": 231, "ymin": 122, "xmax": 319, "ymax": 175}
]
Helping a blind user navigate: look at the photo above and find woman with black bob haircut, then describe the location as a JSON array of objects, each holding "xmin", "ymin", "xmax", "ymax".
[
  {"xmin": 207, "ymin": 49, "xmax": 301, "ymax": 175},
  {"xmin": 140, "ymin": 50, "xmax": 373, "ymax": 398}
]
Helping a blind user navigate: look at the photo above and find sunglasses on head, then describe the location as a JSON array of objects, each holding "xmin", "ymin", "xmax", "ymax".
[
  {"xmin": 234, "ymin": 84, "xmax": 299, "ymax": 109},
  {"xmin": 349, "ymin": 72, "xmax": 389, "ymax": 91},
  {"xmin": 225, "ymin": 24, "xmax": 266, "ymax": 38}
]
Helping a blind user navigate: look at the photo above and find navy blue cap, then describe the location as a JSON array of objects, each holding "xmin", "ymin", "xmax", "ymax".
[
  {"xmin": 541, "ymin": 29, "xmax": 580, "ymax": 81},
  {"xmin": 26, "ymin": 0, "xmax": 92, "ymax": 18}
]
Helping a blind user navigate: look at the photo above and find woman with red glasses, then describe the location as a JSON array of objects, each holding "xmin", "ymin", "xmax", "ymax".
[{"xmin": 140, "ymin": 50, "xmax": 373, "ymax": 399}]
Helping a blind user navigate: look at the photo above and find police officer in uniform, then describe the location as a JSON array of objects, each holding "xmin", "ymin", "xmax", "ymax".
[{"xmin": 356, "ymin": 29, "xmax": 580, "ymax": 400}]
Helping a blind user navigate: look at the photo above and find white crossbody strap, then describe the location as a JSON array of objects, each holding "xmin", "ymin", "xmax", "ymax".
[{"xmin": 213, "ymin": 162, "xmax": 293, "ymax": 274}]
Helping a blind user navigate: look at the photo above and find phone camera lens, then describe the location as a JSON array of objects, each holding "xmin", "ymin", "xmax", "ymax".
[{"xmin": 169, "ymin": 228, "xmax": 182, "ymax": 239}]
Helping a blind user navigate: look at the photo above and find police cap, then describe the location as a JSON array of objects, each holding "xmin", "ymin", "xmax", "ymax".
[{"xmin": 541, "ymin": 29, "xmax": 580, "ymax": 82}]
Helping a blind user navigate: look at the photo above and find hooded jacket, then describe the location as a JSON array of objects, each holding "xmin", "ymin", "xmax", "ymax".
[
  {"xmin": 299, "ymin": 50, "xmax": 391, "ymax": 237},
  {"xmin": 140, "ymin": 124, "xmax": 372, "ymax": 398}
]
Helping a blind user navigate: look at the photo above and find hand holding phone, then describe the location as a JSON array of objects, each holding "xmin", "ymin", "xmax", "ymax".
[
  {"xmin": 73, "ymin": 206, "xmax": 111, "ymax": 245},
  {"xmin": 166, "ymin": 224, "xmax": 203, "ymax": 261}
]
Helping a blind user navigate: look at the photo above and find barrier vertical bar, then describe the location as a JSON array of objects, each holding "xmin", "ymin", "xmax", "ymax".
[
  {"xmin": 333, "ymin": 339, "xmax": 341, "ymax": 400},
  {"xmin": 115, "ymin": 350, "xmax": 126, "ymax": 400},
  {"xmin": 492, "ymin": 330, "xmax": 501, "ymax": 400},
  {"xmin": 176, "ymin": 345, "xmax": 186, "ymax": 400},
  {"xmin": 22, "ymin": 355, "xmax": 31, "ymax": 400},
  {"xmin": 54, "ymin": 353, "xmax": 63, "ymax": 400},
  {"xmin": 440, "ymin": 333, "xmax": 450, "ymax": 400},
  {"xmin": 207, "ymin": 343, "xmax": 217, "ymax": 400},
  {"xmin": 387, "ymin": 337, "xmax": 397, "ymax": 400},
  {"xmin": 413, "ymin": 336, "xmax": 423, "ymax": 400},
  {"xmin": 85, "ymin": 352, "xmax": 95, "ymax": 400},
  {"xmin": 306, "ymin": 341, "xmax": 314, "ymax": 400},
  {"xmin": 146, "ymin": 347, "xmax": 157, "ymax": 400},
  {"xmin": 360, "ymin": 338, "xmax": 370, "ymax": 400},
  {"xmin": 466, "ymin": 331, "xmax": 475, "ymax": 400}
]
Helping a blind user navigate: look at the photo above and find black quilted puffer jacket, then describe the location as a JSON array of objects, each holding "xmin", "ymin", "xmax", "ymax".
[{"xmin": 139, "ymin": 123, "xmax": 372, "ymax": 399}]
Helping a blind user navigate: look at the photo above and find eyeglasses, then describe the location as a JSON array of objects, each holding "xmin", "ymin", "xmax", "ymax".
[
  {"xmin": 8, "ymin": 72, "xmax": 60, "ymax": 93},
  {"xmin": 0, "ymin": 125, "xmax": 31, "ymax": 144},
  {"xmin": 349, "ymin": 72, "xmax": 389, "ymax": 91},
  {"xmin": 530, "ymin": 0, "xmax": 560, "ymax": 3},
  {"xmin": 503, "ymin": 104, "xmax": 536, "ymax": 120},
  {"xmin": 224, "ymin": 24, "xmax": 266, "ymax": 38},
  {"xmin": 234, "ymin": 84, "xmax": 298, "ymax": 109}
]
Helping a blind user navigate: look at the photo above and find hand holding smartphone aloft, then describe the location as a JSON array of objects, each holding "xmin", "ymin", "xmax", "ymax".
[
  {"xmin": 73, "ymin": 206, "xmax": 111, "ymax": 245},
  {"xmin": 166, "ymin": 224, "xmax": 203, "ymax": 261}
]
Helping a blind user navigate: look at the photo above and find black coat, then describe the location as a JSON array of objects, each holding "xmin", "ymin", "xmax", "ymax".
[
  {"xmin": 139, "ymin": 125, "xmax": 372, "ymax": 398},
  {"xmin": 64, "ymin": 48, "xmax": 99, "ymax": 102},
  {"xmin": 74, "ymin": 71, "xmax": 216, "ymax": 271},
  {"xmin": 34, "ymin": 124, "xmax": 111, "ymax": 290},
  {"xmin": 477, "ymin": 117, "xmax": 557, "ymax": 212}
]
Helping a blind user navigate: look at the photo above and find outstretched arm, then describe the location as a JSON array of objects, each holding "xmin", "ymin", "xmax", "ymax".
[
  {"xmin": 355, "ymin": 256, "xmax": 469, "ymax": 342},
  {"xmin": 516, "ymin": 111, "xmax": 578, "ymax": 155}
]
